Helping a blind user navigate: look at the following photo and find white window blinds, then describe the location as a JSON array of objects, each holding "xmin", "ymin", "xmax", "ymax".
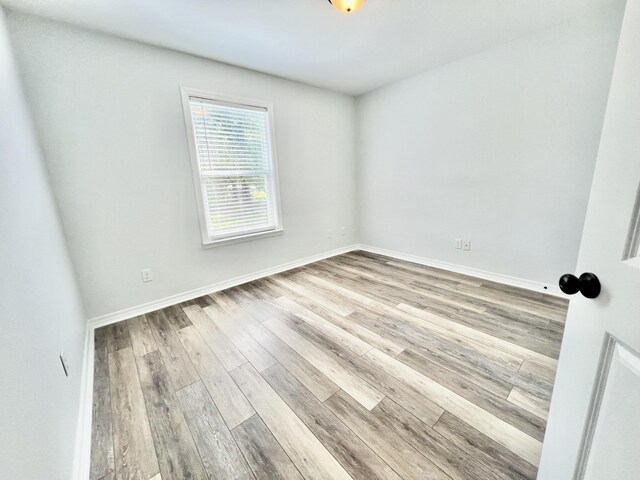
[{"xmin": 184, "ymin": 94, "xmax": 281, "ymax": 244}]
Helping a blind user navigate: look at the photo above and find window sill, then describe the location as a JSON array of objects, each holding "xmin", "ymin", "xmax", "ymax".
[{"xmin": 202, "ymin": 228, "xmax": 284, "ymax": 249}]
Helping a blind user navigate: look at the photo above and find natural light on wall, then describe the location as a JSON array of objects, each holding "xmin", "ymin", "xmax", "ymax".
[
  {"xmin": 328, "ymin": 0, "xmax": 365, "ymax": 14},
  {"xmin": 181, "ymin": 89, "xmax": 282, "ymax": 246}
]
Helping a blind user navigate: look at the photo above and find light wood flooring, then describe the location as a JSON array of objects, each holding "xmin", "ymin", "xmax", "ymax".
[{"xmin": 90, "ymin": 250, "xmax": 567, "ymax": 480}]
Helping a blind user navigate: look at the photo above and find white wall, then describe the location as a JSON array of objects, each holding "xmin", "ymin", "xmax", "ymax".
[
  {"xmin": 356, "ymin": 8, "xmax": 623, "ymax": 287},
  {"xmin": 5, "ymin": 9, "xmax": 624, "ymax": 322},
  {"xmin": 0, "ymin": 8, "xmax": 86, "ymax": 480},
  {"xmin": 6, "ymin": 13, "xmax": 357, "ymax": 320}
]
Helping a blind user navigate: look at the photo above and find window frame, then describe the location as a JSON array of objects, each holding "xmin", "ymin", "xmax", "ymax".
[{"xmin": 180, "ymin": 87, "xmax": 284, "ymax": 248}]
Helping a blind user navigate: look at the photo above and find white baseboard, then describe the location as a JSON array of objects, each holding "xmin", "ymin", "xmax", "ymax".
[
  {"xmin": 355, "ymin": 244, "xmax": 563, "ymax": 297},
  {"xmin": 85, "ymin": 244, "xmax": 563, "ymax": 331},
  {"xmin": 73, "ymin": 325, "xmax": 95, "ymax": 480},
  {"xmin": 87, "ymin": 244, "xmax": 359, "ymax": 330}
]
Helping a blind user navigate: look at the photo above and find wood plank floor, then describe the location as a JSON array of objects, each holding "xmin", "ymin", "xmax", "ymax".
[{"xmin": 89, "ymin": 250, "xmax": 567, "ymax": 480}]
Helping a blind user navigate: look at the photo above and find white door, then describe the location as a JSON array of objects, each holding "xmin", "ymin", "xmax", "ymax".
[{"xmin": 538, "ymin": 0, "xmax": 640, "ymax": 478}]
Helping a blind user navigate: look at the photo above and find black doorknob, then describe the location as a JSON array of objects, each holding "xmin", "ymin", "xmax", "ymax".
[{"xmin": 558, "ymin": 273, "xmax": 601, "ymax": 299}]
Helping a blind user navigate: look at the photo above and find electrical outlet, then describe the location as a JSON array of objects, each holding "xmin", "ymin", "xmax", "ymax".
[
  {"xmin": 59, "ymin": 351, "xmax": 69, "ymax": 377},
  {"xmin": 463, "ymin": 240, "xmax": 471, "ymax": 251},
  {"xmin": 141, "ymin": 268, "xmax": 153, "ymax": 282},
  {"xmin": 340, "ymin": 226, "xmax": 346, "ymax": 237},
  {"xmin": 327, "ymin": 229, "xmax": 333, "ymax": 239},
  {"xmin": 455, "ymin": 238, "xmax": 462, "ymax": 249}
]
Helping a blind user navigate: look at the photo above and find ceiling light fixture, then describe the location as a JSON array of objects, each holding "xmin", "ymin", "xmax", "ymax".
[{"xmin": 328, "ymin": 0, "xmax": 365, "ymax": 14}]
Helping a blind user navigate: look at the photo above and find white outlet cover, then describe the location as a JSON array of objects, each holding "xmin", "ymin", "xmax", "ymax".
[
  {"xmin": 455, "ymin": 238, "xmax": 462, "ymax": 249},
  {"xmin": 463, "ymin": 241, "xmax": 471, "ymax": 251},
  {"xmin": 141, "ymin": 268, "xmax": 153, "ymax": 282}
]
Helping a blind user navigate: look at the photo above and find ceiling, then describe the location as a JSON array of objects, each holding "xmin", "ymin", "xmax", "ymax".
[{"xmin": 1, "ymin": 0, "xmax": 620, "ymax": 95}]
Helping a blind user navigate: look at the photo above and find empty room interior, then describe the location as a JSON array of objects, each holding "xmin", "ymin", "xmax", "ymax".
[{"xmin": 2, "ymin": 0, "xmax": 640, "ymax": 479}]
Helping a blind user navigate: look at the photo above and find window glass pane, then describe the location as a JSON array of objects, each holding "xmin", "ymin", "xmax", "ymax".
[
  {"xmin": 203, "ymin": 175, "xmax": 273, "ymax": 237},
  {"xmin": 187, "ymin": 96, "xmax": 279, "ymax": 242}
]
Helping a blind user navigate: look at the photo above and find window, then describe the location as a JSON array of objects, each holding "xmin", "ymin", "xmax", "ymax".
[{"xmin": 181, "ymin": 88, "xmax": 282, "ymax": 246}]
